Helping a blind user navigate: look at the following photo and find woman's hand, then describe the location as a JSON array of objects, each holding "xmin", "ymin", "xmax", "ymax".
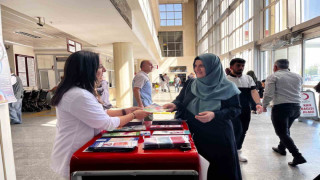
[
  {"xmin": 125, "ymin": 106, "xmax": 142, "ymax": 114},
  {"xmin": 162, "ymin": 103, "xmax": 176, "ymax": 112},
  {"xmin": 133, "ymin": 110, "xmax": 151, "ymax": 120},
  {"xmin": 195, "ymin": 111, "xmax": 215, "ymax": 123}
]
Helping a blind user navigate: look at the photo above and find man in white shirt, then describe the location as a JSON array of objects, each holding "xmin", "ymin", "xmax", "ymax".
[
  {"xmin": 132, "ymin": 60, "xmax": 153, "ymax": 108},
  {"xmin": 227, "ymin": 58, "xmax": 263, "ymax": 162},
  {"xmin": 263, "ymin": 59, "xmax": 306, "ymax": 166}
]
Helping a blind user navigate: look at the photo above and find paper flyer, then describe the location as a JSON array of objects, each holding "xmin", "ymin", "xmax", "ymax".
[
  {"xmin": 143, "ymin": 103, "xmax": 168, "ymax": 113},
  {"xmin": 0, "ymin": 30, "xmax": 16, "ymax": 104}
]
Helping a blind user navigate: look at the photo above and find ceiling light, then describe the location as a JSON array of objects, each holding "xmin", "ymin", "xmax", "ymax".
[
  {"xmin": 33, "ymin": 31, "xmax": 55, "ymax": 38},
  {"xmin": 4, "ymin": 40, "xmax": 33, "ymax": 48}
]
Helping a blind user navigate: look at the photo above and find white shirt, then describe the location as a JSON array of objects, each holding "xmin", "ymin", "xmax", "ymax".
[
  {"xmin": 263, "ymin": 69, "xmax": 302, "ymax": 107},
  {"xmin": 51, "ymin": 87, "xmax": 120, "ymax": 178},
  {"xmin": 227, "ymin": 74, "xmax": 256, "ymax": 107},
  {"xmin": 133, "ymin": 71, "xmax": 150, "ymax": 89}
]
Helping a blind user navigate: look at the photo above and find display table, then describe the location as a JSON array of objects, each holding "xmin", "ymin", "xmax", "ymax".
[{"xmin": 70, "ymin": 121, "xmax": 200, "ymax": 179}]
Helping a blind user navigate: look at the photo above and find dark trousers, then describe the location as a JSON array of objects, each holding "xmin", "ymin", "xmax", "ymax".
[
  {"xmin": 271, "ymin": 103, "xmax": 301, "ymax": 157},
  {"xmin": 237, "ymin": 107, "xmax": 251, "ymax": 150}
]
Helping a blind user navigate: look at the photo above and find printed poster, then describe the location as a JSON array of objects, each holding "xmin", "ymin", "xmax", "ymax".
[{"xmin": 0, "ymin": 40, "xmax": 16, "ymax": 104}]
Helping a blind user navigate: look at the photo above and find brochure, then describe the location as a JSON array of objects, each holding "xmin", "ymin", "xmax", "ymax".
[
  {"xmin": 143, "ymin": 103, "xmax": 168, "ymax": 113},
  {"xmin": 149, "ymin": 125, "xmax": 184, "ymax": 130},
  {"xmin": 143, "ymin": 135, "xmax": 190, "ymax": 150},
  {"xmin": 152, "ymin": 130, "xmax": 190, "ymax": 135},
  {"xmin": 102, "ymin": 131, "xmax": 140, "ymax": 137},
  {"xmin": 110, "ymin": 125, "xmax": 146, "ymax": 132},
  {"xmin": 88, "ymin": 137, "xmax": 139, "ymax": 152},
  {"xmin": 152, "ymin": 119, "xmax": 183, "ymax": 125}
]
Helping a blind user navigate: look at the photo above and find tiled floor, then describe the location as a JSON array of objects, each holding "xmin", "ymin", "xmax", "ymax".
[{"xmin": 10, "ymin": 88, "xmax": 320, "ymax": 179}]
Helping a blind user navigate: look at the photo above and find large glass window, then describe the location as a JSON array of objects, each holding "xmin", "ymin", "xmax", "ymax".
[
  {"xmin": 158, "ymin": 31, "xmax": 183, "ymax": 57},
  {"xmin": 264, "ymin": 0, "xmax": 287, "ymax": 37},
  {"xmin": 260, "ymin": 51, "xmax": 273, "ymax": 80},
  {"xmin": 288, "ymin": 45, "xmax": 302, "ymax": 75},
  {"xmin": 296, "ymin": 0, "xmax": 320, "ymax": 23},
  {"xmin": 304, "ymin": 37, "xmax": 320, "ymax": 85},
  {"xmin": 159, "ymin": 4, "xmax": 182, "ymax": 26}
]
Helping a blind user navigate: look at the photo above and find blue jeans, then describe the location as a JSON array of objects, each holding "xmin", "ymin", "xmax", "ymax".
[
  {"xmin": 175, "ymin": 84, "xmax": 180, "ymax": 92},
  {"xmin": 9, "ymin": 99, "xmax": 22, "ymax": 124}
]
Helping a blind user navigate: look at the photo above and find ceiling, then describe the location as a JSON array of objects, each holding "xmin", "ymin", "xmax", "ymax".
[
  {"xmin": 0, "ymin": 0, "xmax": 156, "ymax": 59},
  {"xmin": 1, "ymin": 6, "xmax": 93, "ymax": 49}
]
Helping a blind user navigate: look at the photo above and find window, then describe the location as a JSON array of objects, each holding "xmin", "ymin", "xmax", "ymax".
[
  {"xmin": 264, "ymin": 0, "xmax": 287, "ymax": 37},
  {"xmin": 158, "ymin": 31, "xmax": 183, "ymax": 57},
  {"xmin": 304, "ymin": 37, "xmax": 320, "ymax": 85},
  {"xmin": 295, "ymin": 0, "xmax": 320, "ymax": 23},
  {"xmin": 159, "ymin": 4, "xmax": 182, "ymax": 26},
  {"xmin": 15, "ymin": 54, "xmax": 36, "ymax": 87}
]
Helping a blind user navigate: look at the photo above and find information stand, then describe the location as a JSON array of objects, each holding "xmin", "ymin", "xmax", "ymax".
[{"xmin": 70, "ymin": 121, "xmax": 200, "ymax": 180}]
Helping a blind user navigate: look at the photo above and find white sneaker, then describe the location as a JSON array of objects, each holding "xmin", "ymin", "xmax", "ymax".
[{"xmin": 238, "ymin": 150, "xmax": 248, "ymax": 162}]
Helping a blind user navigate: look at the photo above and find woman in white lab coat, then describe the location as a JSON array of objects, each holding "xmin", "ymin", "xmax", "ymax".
[{"xmin": 50, "ymin": 51, "xmax": 150, "ymax": 178}]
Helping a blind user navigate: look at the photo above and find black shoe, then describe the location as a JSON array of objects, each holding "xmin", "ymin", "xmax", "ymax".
[
  {"xmin": 288, "ymin": 156, "xmax": 307, "ymax": 166},
  {"xmin": 272, "ymin": 147, "xmax": 286, "ymax": 155}
]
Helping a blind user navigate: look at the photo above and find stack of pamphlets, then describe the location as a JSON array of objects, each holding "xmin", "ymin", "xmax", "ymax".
[
  {"xmin": 152, "ymin": 119, "xmax": 183, "ymax": 125},
  {"xmin": 152, "ymin": 130, "xmax": 190, "ymax": 135},
  {"xmin": 88, "ymin": 137, "xmax": 139, "ymax": 152},
  {"xmin": 110, "ymin": 125, "xmax": 146, "ymax": 132},
  {"xmin": 143, "ymin": 135, "xmax": 190, "ymax": 150},
  {"xmin": 102, "ymin": 132, "xmax": 140, "ymax": 137},
  {"xmin": 149, "ymin": 124, "xmax": 183, "ymax": 130}
]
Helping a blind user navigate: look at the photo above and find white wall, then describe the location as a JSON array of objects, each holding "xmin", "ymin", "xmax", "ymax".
[{"xmin": 0, "ymin": 104, "xmax": 16, "ymax": 180}]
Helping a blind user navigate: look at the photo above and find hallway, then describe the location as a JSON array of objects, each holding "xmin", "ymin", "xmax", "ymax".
[{"xmin": 10, "ymin": 89, "xmax": 320, "ymax": 180}]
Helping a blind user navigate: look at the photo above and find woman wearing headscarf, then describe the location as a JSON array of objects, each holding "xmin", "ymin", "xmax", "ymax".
[{"xmin": 163, "ymin": 53, "xmax": 242, "ymax": 180}]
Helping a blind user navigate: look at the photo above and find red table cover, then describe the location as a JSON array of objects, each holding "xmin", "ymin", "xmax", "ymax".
[{"xmin": 70, "ymin": 121, "xmax": 200, "ymax": 174}]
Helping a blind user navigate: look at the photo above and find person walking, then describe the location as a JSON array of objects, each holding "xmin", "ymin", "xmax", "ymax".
[
  {"xmin": 9, "ymin": 73, "xmax": 24, "ymax": 124},
  {"xmin": 174, "ymin": 75, "xmax": 181, "ymax": 92},
  {"xmin": 263, "ymin": 59, "xmax": 306, "ymax": 166},
  {"xmin": 246, "ymin": 70, "xmax": 262, "ymax": 114},
  {"xmin": 227, "ymin": 58, "xmax": 263, "ymax": 162},
  {"xmin": 163, "ymin": 73, "xmax": 170, "ymax": 92},
  {"xmin": 159, "ymin": 74, "xmax": 166, "ymax": 92}
]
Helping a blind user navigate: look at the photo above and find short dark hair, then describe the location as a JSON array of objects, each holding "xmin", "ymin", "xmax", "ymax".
[
  {"xmin": 51, "ymin": 51, "xmax": 99, "ymax": 106},
  {"xmin": 140, "ymin": 60, "xmax": 148, "ymax": 69},
  {"xmin": 230, "ymin": 58, "xmax": 246, "ymax": 66},
  {"xmin": 275, "ymin": 59, "xmax": 289, "ymax": 69},
  {"xmin": 262, "ymin": 79, "xmax": 266, "ymax": 83}
]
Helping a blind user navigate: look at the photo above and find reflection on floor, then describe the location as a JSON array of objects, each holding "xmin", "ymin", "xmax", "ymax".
[{"xmin": 10, "ymin": 87, "xmax": 320, "ymax": 180}]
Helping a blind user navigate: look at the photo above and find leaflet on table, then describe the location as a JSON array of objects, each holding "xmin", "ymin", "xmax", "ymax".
[
  {"xmin": 143, "ymin": 135, "xmax": 190, "ymax": 150},
  {"xmin": 143, "ymin": 103, "xmax": 168, "ymax": 113},
  {"xmin": 110, "ymin": 125, "xmax": 146, "ymax": 132},
  {"xmin": 140, "ymin": 131, "xmax": 151, "ymax": 136},
  {"xmin": 88, "ymin": 137, "xmax": 139, "ymax": 152},
  {"xmin": 152, "ymin": 119, "xmax": 183, "ymax": 125},
  {"xmin": 149, "ymin": 124, "xmax": 183, "ymax": 130},
  {"xmin": 152, "ymin": 130, "xmax": 190, "ymax": 135},
  {"xmin": 102, "ymin": 131, "xmax": 140, "ymax": 137}
]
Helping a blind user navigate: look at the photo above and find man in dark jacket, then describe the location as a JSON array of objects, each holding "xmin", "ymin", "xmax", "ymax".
[{"xmin": 9, "ymin": 73, "xmax": 24, "ymax": 124}]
